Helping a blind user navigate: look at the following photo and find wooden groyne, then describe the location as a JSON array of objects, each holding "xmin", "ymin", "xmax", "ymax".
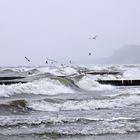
[
  {"xmin": 58, "ymin": 70, "xmax": 123, "ymax": 79},
  {"xmin": 0, "ymin": 76, "xmax": 27, "ymax": 85},
  {"xmin": 0, "ymin": 73, "xmax": 139, "ymax": 86},
  {"xmin": 0, "ymin": 80, "xmax": 27, "ymax": 85},
  {"xmin": 97, "ymin": 79, "xmax": 140, "ymax": 86},
  {"xmin": 77, "ymin": 70, "xmax": 122, "ymax": 75},
  {"xmin": 86, "ymin": 71, "xmax": 122, "ymax": 75},
  {"xmin": 0, "ymin": 76, "xmax": 25, "ymax": 80},
  {"xmin": 1, "ymin": 79, "xmax": 140, "ymax": 86}
]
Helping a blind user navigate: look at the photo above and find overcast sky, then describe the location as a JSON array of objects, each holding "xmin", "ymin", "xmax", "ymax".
[{"xmin": 0, "ymin": 0, "xmax": 140, "ymax": 66}]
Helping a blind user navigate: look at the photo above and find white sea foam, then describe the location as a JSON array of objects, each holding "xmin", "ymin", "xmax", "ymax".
[
  {"xmin": 0, "ymin": 78, "xmax": 74, "ymax": 97},
  {"xmin": 38, "ymin": 67, "xmax": 63, "ymax": 76},
  {"xmin": 0, "ymin": 65, "xmax": 140, "ymax": 97},
  {"xmin": 60, "ymin": 67, "xmax": 77, "ymax": 75},
  {"xmin": 28, "ymin": 94, "xmax": 140, "ymax": 112},
  {"xmin": 77, "ymin": 75, "xmax": 114, "ymax": 91},
  {"xmin": 0, "ymin": 115, "xmax": 137, "ymax": 127},
  {"xmin": 123, "ymin": 68, "xmax": 140, "ymax": 79},
  {"xmin": 36, "ymin": 66, "xmax": 78, "ymax": 77}
]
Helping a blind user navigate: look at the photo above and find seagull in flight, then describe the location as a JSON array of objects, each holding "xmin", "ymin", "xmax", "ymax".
[
  {"xmin": 69, "ymin": 60, "xmax": 72, "ymax": 64},
  {"xmin": 45, "ymin": 60, "xmax": 48, "ymax": 64},
  {"xmin": 25, "ymin": 56, "xmax": 30, "ymax": 62},
  {"xmin": 88, "ymin": 53, "xmax": 91, "ymax": 56},
  {"xmin": 89, "ymin": 35, "xmax": 98, "ymax": 40},
  {"xmin": 46, "ymin": 58, "xmax": 58, "ymax": 63}
]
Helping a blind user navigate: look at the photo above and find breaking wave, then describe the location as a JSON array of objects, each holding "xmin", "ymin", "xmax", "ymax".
[
  {"xmin": 1, "ymin": 65, "xmax": 140, "ymax": 138},
  {"xmin": 28, "ymin": 94, "xmax": 140, "ymax": 112},
  {"xmin": 0, "ymin": 78, "xmax": 75, "ymax": 97}
]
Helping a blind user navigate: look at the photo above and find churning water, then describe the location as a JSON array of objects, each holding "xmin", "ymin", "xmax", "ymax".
[{"xmin": 0, "ymin": 64, "xmax": 140, "ymax": 140}]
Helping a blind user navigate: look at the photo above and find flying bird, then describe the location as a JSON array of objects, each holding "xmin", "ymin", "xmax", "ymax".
[
  {"xmin": 46, "ymin": 58, "xmax": 58, "ymax": 63},
  {"xmin": 89, "ymin": 35, "xmax": 98, "ymax": 40},
  {"xmin": 88, "ymin": 53, "xmax": 91, "ymax": 56},
  {"xmin": 69, "ymin": 60, "xmax": 72, "ymax": 64},
  {"xmin": 25, "ymin": 56, "xmax": 30, "ymax": 62},
  {"xmin": 45, "ymin": 60, "xmax": 48, "ymax": 64}
]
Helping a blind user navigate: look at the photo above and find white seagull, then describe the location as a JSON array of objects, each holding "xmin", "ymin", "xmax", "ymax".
[{"xmin": 89, "ymin": 35, "xmax": 98, "ymax": 40}]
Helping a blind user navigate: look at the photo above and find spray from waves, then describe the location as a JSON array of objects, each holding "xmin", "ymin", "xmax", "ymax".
[
  {"xmin": 76, "ymin": 75, "xmax": 114, "ymax": 91},
  {"xmin": 36, "ymin": 66, "xmax": 78, "ymax": 76},
  {"xmin": 28, "ymin": 94, "xmax": 140, "ymax": 112},
  {"xmin": 0, "ymin": 78, "xmax": 75, "ymax": 97},
  {"xmin": 0, "ymin": 70, "xmax": 116, "ymax": 98}
]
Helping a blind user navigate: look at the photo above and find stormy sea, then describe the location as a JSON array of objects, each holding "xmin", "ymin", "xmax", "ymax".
[{"xmin": 0, "ymin": 64, "xmax": 140, "ymax": 140}]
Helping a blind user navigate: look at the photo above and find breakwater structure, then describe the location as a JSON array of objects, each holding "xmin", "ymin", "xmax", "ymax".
[
  {"xmin": 97, "ymin": 79, "xmax": 140, "ymax": 86},
  {"xmin": 0, "ymin": 70, "xmax": 140, "ymax": 86}
]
